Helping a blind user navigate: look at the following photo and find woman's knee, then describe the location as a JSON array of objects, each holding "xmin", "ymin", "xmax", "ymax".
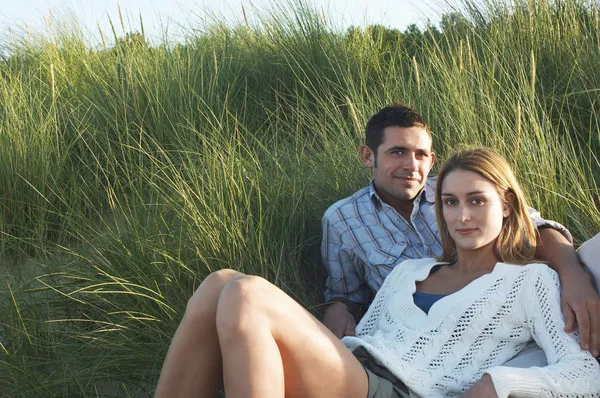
[
  {"xmin": 185, "ymin": 268, "xmax": 244, "ymax": 320},
  {"xmin": 215, "ymin": 275, "xmax": 272, "ymax": 336}
]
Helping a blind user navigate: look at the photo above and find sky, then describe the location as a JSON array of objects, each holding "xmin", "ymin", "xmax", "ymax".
[{"xmin": 0, "ymin": 0, "xmax": 457, "ymax": 45}]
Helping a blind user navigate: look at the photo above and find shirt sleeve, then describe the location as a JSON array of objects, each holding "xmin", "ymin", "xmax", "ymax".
[
  {"xmin": 484, "ymin": 266, "xmax": 600, "ymax": 397},
  {"xmin": 321, "ymin": 213, "xmax": 372, "ymax": 304},
  {"xmin": 528, "ymin": 207, "xmax": 573, "ymax": 243}
]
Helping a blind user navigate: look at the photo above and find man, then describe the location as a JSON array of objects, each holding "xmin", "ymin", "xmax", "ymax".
[{"xmin": 321, "ymin": 104, "xmax": 600, "ymax": 359}]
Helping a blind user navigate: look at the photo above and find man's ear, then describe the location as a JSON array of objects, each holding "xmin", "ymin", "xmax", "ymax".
[
  {"xmin": 430, "ymin": 152, "xmax": 436, "ymax": 168},
  {"xmin": 360, "ymin": 145, "xmax": 376, "ymax": 168},
  {"xmin": 503, "ymin": 192, "xmax": 515, "ymax": 218}
]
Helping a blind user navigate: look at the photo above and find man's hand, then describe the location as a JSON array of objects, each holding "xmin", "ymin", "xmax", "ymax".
[
  {"xmin": 560, "ymin": 268, "xmax": 600, "ymax": 357},
  {"xmin": 461, "ymin": 374, "xmax": 497, "ymax": 398},
  {"xmin": 322, "ymin": 301, "xmax": 357, "ymax": 339}
]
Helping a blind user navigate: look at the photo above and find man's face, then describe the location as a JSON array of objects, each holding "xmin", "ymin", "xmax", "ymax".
[{"xmin": 361, "ymin": 126, "xmax": 435, "ymax": 206}]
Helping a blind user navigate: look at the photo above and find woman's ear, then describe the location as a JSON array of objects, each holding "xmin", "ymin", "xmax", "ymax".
[{"xmin": 503, "ymin": 192, "xmax": 515, "ymax": 218}]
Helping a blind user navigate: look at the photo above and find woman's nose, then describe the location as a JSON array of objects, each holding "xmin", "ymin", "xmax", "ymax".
[{"xmin": 458, "ymin": 205, "xmax": 471, "ymax": 221}]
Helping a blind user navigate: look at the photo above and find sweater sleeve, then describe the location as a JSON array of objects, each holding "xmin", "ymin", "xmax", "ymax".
[{"xmin": 485, "ymin": 265, "xmax": 600, "ymax": 397}]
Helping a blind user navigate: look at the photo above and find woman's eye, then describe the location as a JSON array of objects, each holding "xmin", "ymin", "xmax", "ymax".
[
  {"xmin": 444, "ymin": 199, "xmax": 457, "ymax": 206},
  {"xmin": 471, "ymin": 198, "xmax": 484, "ymax": 205}
]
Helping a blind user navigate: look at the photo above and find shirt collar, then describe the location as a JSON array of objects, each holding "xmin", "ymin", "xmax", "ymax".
[
  {"xmin": 423, "ymin": 177, "xmax": 437, "ymax": 203},
  {"xmin": 368, "ymin": 178, "xmax": 436, "ymax": 207},
  {"xmin": 368, "ymin": 180, "xmax": 380, "ymax": 203}
]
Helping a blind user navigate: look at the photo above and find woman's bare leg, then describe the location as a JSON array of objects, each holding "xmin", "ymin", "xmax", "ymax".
[
  {"xmin": 155, "ymin": 268, "xmax": 244, "ymax": 398},
  {"xmin": 216, "ymin": 275, "xmax": 369, "ymax": 398}
]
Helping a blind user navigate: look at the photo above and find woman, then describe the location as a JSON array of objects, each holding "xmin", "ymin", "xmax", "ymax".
[{"xmin": 155, "ymin": 148, "xmax": 600, "ymax": 398}]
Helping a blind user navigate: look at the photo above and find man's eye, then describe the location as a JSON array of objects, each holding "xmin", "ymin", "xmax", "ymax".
[
  {"xmin": 391, "ymin": 151, "xmax": 403, "ymax": 155},
  {"xmin": 416, "ymin": 152, "xmax": 428, "ymax": 158}
]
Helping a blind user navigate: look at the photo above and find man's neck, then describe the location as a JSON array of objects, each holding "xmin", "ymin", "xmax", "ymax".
[
  {"xmin": 373, "ymin": 184, "xmax": 419, "ymax": 222},
  {"xmin": 394, "ymin": 201, "xmax": 414, "ymax": 222}
]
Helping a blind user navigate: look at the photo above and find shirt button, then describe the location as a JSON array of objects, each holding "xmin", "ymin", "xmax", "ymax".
[{"xmin": 417, "ymin": 242, "xmax": 423, "ymax": 247}]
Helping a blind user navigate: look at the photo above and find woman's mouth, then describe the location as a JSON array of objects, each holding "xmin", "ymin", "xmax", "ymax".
[{"xmin": 456, "ymin": 228, "xmax": 477, "ymax": 235}]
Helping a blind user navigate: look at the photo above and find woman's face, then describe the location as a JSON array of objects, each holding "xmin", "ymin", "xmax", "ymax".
[{"xmin": 440, "ymin": 169, "xmax": 510, "ymax": 252}]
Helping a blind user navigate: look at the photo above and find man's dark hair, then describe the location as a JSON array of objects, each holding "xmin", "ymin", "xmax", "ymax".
[{"xmin": 365, "ymin": 104, "xmax": 431, "ymax": 154}]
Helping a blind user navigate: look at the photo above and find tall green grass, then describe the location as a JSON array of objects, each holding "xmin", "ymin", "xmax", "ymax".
[{"xmin": 1, "ymin": 0, "xmax": 599, "ymax": 395}]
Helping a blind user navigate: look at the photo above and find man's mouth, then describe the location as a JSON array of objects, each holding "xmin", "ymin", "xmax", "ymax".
[{"xmin": 396, "ymin": 176, "xmax": 420, "ymax": 184}]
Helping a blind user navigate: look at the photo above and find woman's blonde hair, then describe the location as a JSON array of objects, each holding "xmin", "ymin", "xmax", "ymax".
[{"xmin": 435, "ymin": 147, "xmax": 537, "ymax": 265}]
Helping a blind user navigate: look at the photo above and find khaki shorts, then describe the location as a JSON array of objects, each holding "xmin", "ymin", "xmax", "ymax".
[{"xmin": 352, "ymin": 346, "xmax": 411, "ymax": 398}]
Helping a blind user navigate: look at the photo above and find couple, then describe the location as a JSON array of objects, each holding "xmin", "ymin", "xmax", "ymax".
[
  {"xmin": 154, "ymin": 106, "xmax": 600, "ymax": 397},
  {"xmin": 320, "ymin": 105, "xmax": 600, "ymax": 366}
]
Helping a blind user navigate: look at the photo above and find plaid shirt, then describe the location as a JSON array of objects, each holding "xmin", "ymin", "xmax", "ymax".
[{"xmin": 321, "ymin": 178, "xmax": 571, "ymax": 305}]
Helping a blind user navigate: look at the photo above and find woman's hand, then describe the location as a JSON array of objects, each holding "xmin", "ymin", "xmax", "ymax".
[{"xmin": 461, "ymin": 374, "xmax": 498, "ymax": 398}]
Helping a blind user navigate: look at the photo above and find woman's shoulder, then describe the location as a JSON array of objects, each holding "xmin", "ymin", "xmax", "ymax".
[
  {"xmin": 500, "ymin": 262, "xmax": 560, "ymax": 287},
  {"xmin": 402, "ymin": 257, "xmax": 442, "ymax": 267},
  {"xmin": 394, "ymin": 257, "xmax": 442, "ymax": 273},
  {"xmin": 386, "ymin": 258, "xmax": 445, "ymax": 282}
]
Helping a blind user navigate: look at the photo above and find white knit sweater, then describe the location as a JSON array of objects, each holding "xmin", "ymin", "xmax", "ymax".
[{"xmin": 342, "ymin": 258, "xmax": 600, "ymax": 397}]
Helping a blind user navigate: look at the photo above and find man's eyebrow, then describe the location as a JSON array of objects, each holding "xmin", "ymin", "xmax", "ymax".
[
  {"xmin": 385, "ymin": 146, "xmax": 432, "ymax": 153},
  {"xmin": 385, "ymin": 146, "xmax": 408, "ymax": 152}
]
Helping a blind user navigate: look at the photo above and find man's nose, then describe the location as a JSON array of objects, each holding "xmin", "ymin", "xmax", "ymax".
[{"xmin": 404, "ymin": 154, "xmax": 418, "ymax": 171}]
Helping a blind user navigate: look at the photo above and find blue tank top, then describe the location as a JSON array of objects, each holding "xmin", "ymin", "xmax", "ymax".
[
  {"xmin": 412, "ymin": 291, "xmax": 448, "ymax": 314},
  {"xmin": 413, "ymin": 264, "xmax": 448, "ymax": 314}
]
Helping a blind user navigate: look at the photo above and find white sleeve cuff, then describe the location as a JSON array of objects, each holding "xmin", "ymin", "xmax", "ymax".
[{"xmin": 485, "ymin": 366, "xmax": 544, "ymax": 398}]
